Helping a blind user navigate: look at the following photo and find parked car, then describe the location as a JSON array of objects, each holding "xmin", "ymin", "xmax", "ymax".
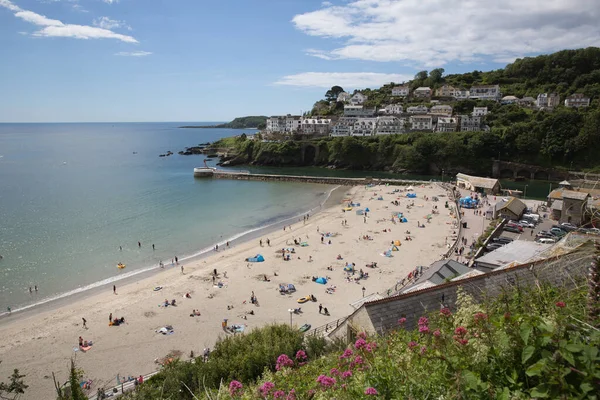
[
  {"xmin": 559, "ymin": 223, "xmax": 577, "ymax": 231},
  {"xmin": 492, "ymin": 237, "xmax": 513, "ymax": 244},
  {"xmin": 486, "ymin": 243, "xmax": 504, "ymax": 251},
  {"xmin": 549, "ymin": 228, "xmax": 566, "ymax": 237},
  {"xmin": 577, "ymin": 227, "xmax": 590, "ymax": 234},
  {"xmin": 588, "ymin": 228, "xmax": 600, "ymax": 235},
  {"xmin": 537, "ymin": 237, "xmax": 556, "ymax": 244},
  {"xmin": 518, "ymin": 220, "xmax": 535, "ymax": 228},
  {"xmin": 504, "ymin": 226, "xmax": 522, "ymax": 233},
  {"xmin": 506, "ymin": 223, "xmax": 524, "ymax": 232}
]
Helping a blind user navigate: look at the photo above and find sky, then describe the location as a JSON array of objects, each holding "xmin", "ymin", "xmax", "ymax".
[{"xmin": 0, "ymin": 0, "xmax": 598, "ymax": 122}]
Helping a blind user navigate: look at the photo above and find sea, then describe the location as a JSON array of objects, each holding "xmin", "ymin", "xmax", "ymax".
[
  {"xmin": 0, "ymin": 123, "xmax": 336, "ymax": 315},
  {"xmin": 0, "ymin": 123, "xmax": 559, "ymax": 315}
]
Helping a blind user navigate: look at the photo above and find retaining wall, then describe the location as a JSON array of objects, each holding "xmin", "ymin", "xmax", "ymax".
[{"xmin": 212, "ymin": 171, "xmax": 430, "ymax": 186}]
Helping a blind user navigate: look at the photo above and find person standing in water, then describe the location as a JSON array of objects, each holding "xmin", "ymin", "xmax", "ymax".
[
  {"xmin": 152, "ymin": 244, "xmax": 155, "ymax": 250},
  {"xmin": 34, "ymin": 285, "xmax": 38, "ymax": 292},
  {"xmin": 119, "ymin": 246, "xmax": 122, "ymax": 251},
  {"xmin": 175, "ymin": 256, "xmax": 178, "ymax": 264},
  {"xmin": 138, "ymin": 241, "xmax": 141, "ymax": 248}
]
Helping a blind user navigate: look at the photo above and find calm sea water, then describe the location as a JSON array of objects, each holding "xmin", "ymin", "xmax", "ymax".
[{"xmin": 0, "ymin": 123, "xmax": 333, "ymax": 313}]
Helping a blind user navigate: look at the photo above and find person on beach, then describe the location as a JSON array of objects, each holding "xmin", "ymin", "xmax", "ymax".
[
  {"xmin": 113, "ymin": 285, "xmax": 117, "ymax": 295},
  {"xmin": 324, "ymin": 307, "xmax": 329, "ymax": 316},
  {"xmin": 152, "ymin": 244, "xmax": 155, "ymax": 250},
  {"xmin": 212, "ymin": 276, "xmax": 216, "ymax": 284},
  {"xmin": 213, "ymin": 268, "xmax": 218, "ymax": 276},
  {"xmin": 159, "ymin": 261, "xmax": 164, "ymax": 268},
  {"xmin": 226, "ymin": 241, "xmax": 230, "ymax": 247},
  {"xmin": 119, "ymin": 246, "xmax": 122, "ymax": 251},
  {"xmin": 266, "ymin": 238, "xmax": 270, "ymax": 246},
  {"xmin": 35, "ymin": 285, "xmax": 38, "ymax": 292},
  {"xmin": 175, "ymin": 256, "xmax": 178, "ymax": 264},
  {"xmin": 138, "ymin": 241, "xmax": 141, "ymax": 248},
  {"xmin": 260, "ymin": 239, "xmax": 263, "ymax": 247},
  {"xmin": 82, "ymin": 318, "xmax": 87, "ymax": 329},
  {"xmin": 29, "ymin": 287, "xmax": 32, "ymax": 294},
  {"xmin": 109, "ymin": 313, "xmax": 112, "ymax": 323},
  {"xmin": 181, "ymin": 265, "xmax": 184, "ymax": 274},
  {"xmin": 6, "ymin": 306, "xmax": 11, "ymax": 314},
  {"xmin": 318, "ymin": 304, "xmax": 322, "ymax": 314}
]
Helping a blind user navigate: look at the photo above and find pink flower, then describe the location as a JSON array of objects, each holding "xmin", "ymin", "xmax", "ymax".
[
  {"xmin": 440, "ymin": 307, "xmax": 452, "ymax": 316},
  {"xmin": 342, "ymin": 370, "xmax": 353, "ymax": 379},
  {"xmin": 408, "ymin": 341, "xmax": 418, "ymax": 349},
  {"xmin": 420, "ymin": 345, "xmax": 427, "ymax": 355},
  {"xmin": 365, "ymin": 387, "xmax": 379, "ymax": 395},
  {"xmin": 286, "ymin": 389, "xmax": 296, "ymax": 400},
  {"xmin": 418, "ymin": 316, "xmax": 429, "ymax": 326},
  {"xmin": 341, "ymin": 383, "xmax": 347, "ymax": 390},
  {"xmin": 275, "ymin": 354, "xmax": 294, "ymax": 371},
  {"xmin": 433, "ymin": 329, "xmax": 441, "ymax": 337},
  {"xmin": 295, "ymin": 350, "xmax": 307, "ymax": 361},
  {"xmin": 229, "ymin": 380, "xmax": 243, "ymax": 397},
  {"xmin": 454, "ymin": 326, "xmax": 467, "ymax": 336},
  {"xmin": 398, "ymin": 317, "xmax": 407, "ymax": 325},
  {"xmin": 355, "ymin": 338, "xmax": 367, "ymax": 349},
  {"xmin": 357, "ymin": 331, "xmax": 367, "ymax": 339},
  {"xmin": 419, "ymin": 325, "xmax": 430, "ymax": 334},
  {"xmin": 330, "ymin": 368, "xmax": 339, "ymax": 376},
  {"xmin": 354, "ymin": 355, "xmax": 364, "ymax": 365},
  {"xmin": 474, "ymin": 312, "xmax": 488, "ymax": 323},
  {"xmin": 316, "ymin": 375, "xmax": 336, "ymax": 388},
  {"xmin": 458, "ymin": 338, "xmax": 469, "ymax": 345},
  {"xmin": 273, "ymin": 390, "xmax": 286, "ymax": 399},
  {"xmin": 259, "ymin": 381, "xmax": 275, "ymax": 397},
  {"xmin": 339, "ymin": 348, "xmax": 354, "ymax": 359},
  {"xmin": 555, "ymin": 301, "xmax": 566, "ymax": 308}
]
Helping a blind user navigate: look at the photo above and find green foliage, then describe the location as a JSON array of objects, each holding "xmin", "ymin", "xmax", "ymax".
[
  {"xmin": 324, "ymin": 86, "xmax": 345, "ymax": 102},
  {"xmin": 180, "ymin": 116, "xmax": 267, "ymax": 129},
  {"xmin": 0, "ymin": 361, "xmax": 27, "ymax": 399}
]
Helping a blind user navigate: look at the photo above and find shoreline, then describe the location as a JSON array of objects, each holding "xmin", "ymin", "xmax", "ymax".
[
  {"xmin": 0, "ymin": 183, "xmax": 455, "ymax": 400},
  {"xmin": 0, "ymin": 185, "xmax": 345, "ymax": 323}
]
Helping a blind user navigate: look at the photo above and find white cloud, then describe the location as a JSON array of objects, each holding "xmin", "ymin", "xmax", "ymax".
[
  {"xmin": 274, "ymin": 72, "xmax": 412, "ymax": 89},
  {"xmin": 0, "ymin": 0, "xmax": 137, "ymax": 43},
  {"xmin": 103, "ymin": 0, "xmax": 119, "ymax": 4},
  {"xmin": 292, "ymin": 0, "xmax": 600, "ymax": 66},
  {"xmin": 115, "ymin": 50, "xmax": 152, "ymax": 56},
  {"xmin": 94, "ymin": 16, "xmax": 130, "ymax": 30}
]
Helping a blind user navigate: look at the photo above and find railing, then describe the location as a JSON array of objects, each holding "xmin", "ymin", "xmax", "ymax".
[{"xmin": 305, "ymin": 317, "xmax": 348, "ymax": 337}]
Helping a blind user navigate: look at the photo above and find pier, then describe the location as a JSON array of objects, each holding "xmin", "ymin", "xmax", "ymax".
[{"xmin": 208, "ymin": 169, "xmax": 431, "ymax": 186}]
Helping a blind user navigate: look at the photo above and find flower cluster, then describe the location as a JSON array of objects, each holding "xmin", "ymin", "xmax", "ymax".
[
  {"xmin": 474, "ymin": 312, "xmax": 488, "ymax": 323},
  {"xmin": 316, "ymin": 374, "xmax": 336, "ymax": 388},
  {"xmin": 408, "ymin": 341, "xmax": 418, "ymax": 349},
  {"xmin": 275, "ymin": 354, "xmax": 294, "ymax": 371},
  {"xmin": 259, "ymin": 381, "xmax": 275, "ymax": 397},
  {"xmin": 453, "ymin": 326, "xmax": 469, "ymax": 345},
  {"xmin": 354, "ymin": 338, "xmax": 367, "ymax": 349},
  {"xmin": 398, "ymin": 317, "xmax": 407, "ymax": 325},
  {"xmin": 339, "ymin": 348, "xmax": 354, "ymax": 359},
  {"xmin": 555, "ymin": 301, "xmax": 566, "ymax": 308},
  {"xmin": 273, "ymin": 390, "xmax": 285, "ymax": 399},
  {"xmin": 440, "ymin": 307, "xmax": 452, "ymax": 317},
  {"xmin": 295, "ymin": 350, "xmax": 307, "ymax": 361},
  {"xmin": 229, "ymin": 380, "xmax": 243, "ymax": 397},
  {"xmin": 365, "ymin": 387, "xmax": 379, "ymax": 395},
  {"xmin": 418, "ymin": 316, "xmax": 430, "ymax": 334}
]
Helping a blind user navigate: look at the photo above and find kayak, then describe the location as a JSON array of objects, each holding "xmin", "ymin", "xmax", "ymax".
[
  {"xmin": 297, "ymin": 296, "xmax": 311, "ymax": 304},
  {"xmin": 117, "ymin": 263, "xmax": 126, "ymax": 269}
]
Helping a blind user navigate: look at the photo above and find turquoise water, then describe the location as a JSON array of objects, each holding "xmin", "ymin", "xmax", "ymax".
[{"xmin": 0, "ymin": 123, "xmax": 333, "ymax": 313}]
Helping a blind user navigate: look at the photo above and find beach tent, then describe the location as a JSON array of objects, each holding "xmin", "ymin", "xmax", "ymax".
[
  {"xmin": 407, "ymin": 186, "xmax": 414, "ymax": 191},
  {"xmin": 394, "ymin": 240, "xmax": 401, "ymax": 246},
  {"xmin": 407, "ymin": 193, "xmax": 417, "ymax": 198},
  {"xmin": 391, "ymin": 245, "xmax": 400, "ymax": 251},
  {"xmin": 365, "ymin": 207, "xmax": 370, "ymax": 212},
  {"xmin": 400, "ymin": 217, "xmax": 408, "ymax": 223},
  {"xmin": 315, "ymin": 277, "xmax": 327, "ymax": 284},
  {"xmin": 246, "ymin": 254, "xmax": 265, "ymax": 262},
  {"xmin": 343, "ymin": 265, "xmax": 354, "ymax": 272}
]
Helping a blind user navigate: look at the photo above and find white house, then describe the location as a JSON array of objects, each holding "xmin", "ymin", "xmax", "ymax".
[
  {"xmin": 409, "ymin": 115, "xmax": 433, "ymax": 131},
  {"xmin": 391, "ymin": 85, "xmax": 410, "ymax": 97},
  {"xmin": 536, "ymin": 93, "xmax": 560, "ymax": 108},
  {"xmin": 407, "ymin": 105, "xmax": 429, "ymax": 114},
  {"xmin": 472, "ymin": 107, "xmax": 488, "ymax": 117},
  {"xmin": 564, "ymin": 93, "xmax": 591, "ymax": 108},
  {"xmin": 469, "ymin": 85, "xmax": 501, "ymax": 101},
  {"xmin": 501, "ymin": 95, "xmax": 519, "ymax": 104},
  {"xmin": 454, "ymin": 88, "xmax": 470, "ymax": 99},
  {"xmin": 330, "ymin": 117, "xmax": 358, "ymax": 137},
  {"xmin": 344, "ymin": 105, "xmax": 376, "ymax": 117},
  {"xmin": 350, "ymin": 93, "xmax": 368, "ymax": 105},
  {"xmin": 351, "ymin": 118, "xmax": 378, "ymax": 136},
  {"xmin": 376, "ymin": 116, "xmax": 406, "ymax": 135},
  {"xmin": 301, "ymin": 118, "xmax": 331, "ymax": 135},
  {"xmin": 429, "ymin": 105, "xmax": 453, "ymax": 116},
  {"xmin": 382, "ymin": 104, "xmax": 404, "ymax": 114},
  {"xmin": 337, "ymin": 92, "xmax": 352, "ymax": 103},
  {"xmin": 266, "ymin": 115, "xmax": 302, "ymax": 133},
  {"xmin": 436, "ymin": 117, "xmax": 458, "ymax": 132},
  {"xmin": 285, "ymin": 116, "xmax": 302, "ymax": 133},
  {"xmin": 460, "ymin": 115, "xmax": 482, "ymax": 132},
  {"xmin": 266, "ymin": 116, "xmax": 285, "ymax": 132},
  {"xmin": 435, "ymin": 85, "xmax": 456, "ymax": 97},
  {"xmin": 413, "ymin": 87, "xmax": 432, "ymax": 98}
]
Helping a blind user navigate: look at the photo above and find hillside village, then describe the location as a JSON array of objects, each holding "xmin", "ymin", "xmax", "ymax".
[{"xmin": 262, "ymin": 84, "xmax": 592, "ymax": 137}]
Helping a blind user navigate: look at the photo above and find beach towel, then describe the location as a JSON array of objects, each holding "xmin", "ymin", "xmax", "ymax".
[
  {"xmin": 315, "ymin": 277, "xmax": 327, "ymax": 284},
  {"xmin": 300, "ymin": 242, "xmax": 309, "ymax": 247},
  {"xmin": 80, "ymin": 346, "xmax": 92, "ymax": 352}
]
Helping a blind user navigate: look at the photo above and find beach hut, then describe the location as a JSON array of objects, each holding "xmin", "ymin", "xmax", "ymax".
[
  {"xmin": 246, "ymin": 254, "xmax": 265, "ymax": 262},
  {"xmin": 315, "ymin": 277, "xmax": 327, "ymax": 284}
]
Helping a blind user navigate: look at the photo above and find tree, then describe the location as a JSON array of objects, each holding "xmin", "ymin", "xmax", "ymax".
[
  {"xmin": 0, "ymin": 361, "xmax": 27, "ymax": 399},
  {"xmin": 429, "ymin": 68, "xmax": 445, "ymax": 84},
  {"xmin": 415, "ymin": 71, "xmax": 428, "ymax": 81},
  {"xmin": 324, "ymin": 86, "xmax": 345, "ymax": 102}
]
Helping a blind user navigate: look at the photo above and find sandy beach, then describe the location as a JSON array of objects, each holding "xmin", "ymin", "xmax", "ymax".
[{"xmin": 0, "ymin": 183, "xmax": 457, "ymax": 399}]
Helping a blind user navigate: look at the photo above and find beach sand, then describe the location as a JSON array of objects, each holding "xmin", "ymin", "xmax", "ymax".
[{"xmin": 0, "ymin": 183, "xmax": 457, "ymax": 399}]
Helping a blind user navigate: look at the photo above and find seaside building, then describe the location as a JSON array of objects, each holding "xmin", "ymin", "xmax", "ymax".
[
  {"xmin": 376, "ymin": 116, "xmax": 406, "ymax": 135},
  {"xmin": 456, "ymin": 173, "xmax": 500, "ymax": 194},
  {"xmin": 496, "ymin": 197, "xmax": 527, "ymax": 221},
  {"xmin": 453, "ymin": 88, "xmax": 470, "ymax": 99},
  {"xmin": 350, "ymin": 93, "xmax": 368, "ymax": 105},
  {"xmin": 564, "ymin": 93, "xmax": 591, "ymax": 108},
  {"xmin": 330, "ymin": 117, "xmax": 358, "ymax": 137},
  {"xmin": 409, "ymin": 115, "xmax": 433, "ymax": 131},
  {"xmin": 301, "ymin": 118, "xmax": 332, "ymax": 136},
  {"xmin": 519, "ymin": 96, "xmax": 536, "ymax": 107},
  {"xmin": 344, "ymin": 105, "xmax": 376, "ymax": 117},
  {"xmin": 429, "ymin": 105, "xmax": 453, "ymax": 116},
  {"xmin": 536, "ymin": 93, "xmax": 560, "ymax": 108},
  {"xmin": 413, "ymin": 87, "xmax": 432, "ymax": 98},
  {"xmin": 472, "ymin": 107, "xmax": 488, "ymax": 117},
  {"xmin": 459, "ymin": 115, "xmax": 482, "ymax": 132},
  {"xmin": 381, "ymin": 104, "xmax": 404, "ymax": 114},
  {"xmin": 407, "ymin": 105, "xmax": 429, "ymax": 114},
  {"xmin": 469, "ymin": 85, "xmax": 501, "ymax": 101},
  {"xmin": 265, "ymin": 115, "xmax": 302, "ymax": 133},
  {"xmin": 391, "ymin": 85, "xmax": 410, "ymax": 97},
  {"xmin": 351, "ymin": 118, "xmax": 378, "ymax": 136},
  {"xmin": 435, "ymin": 85, "xmax": 457, "ymax": 97},
  {"xmin": 337, "ymin": 92, "xmax": 352, "ymax": 103},
  {"xmin": 436, "ymin": 117, "xmax": 458, "ymax": 132},
  {"xmin": 501, "ymin": 95, "xmax": 519, "ymax": 104}
]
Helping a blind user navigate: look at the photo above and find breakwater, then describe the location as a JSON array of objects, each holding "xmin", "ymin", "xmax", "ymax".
[{"xmin": 211, "ymin": 170, "xmax": 430, "ymax": 186}]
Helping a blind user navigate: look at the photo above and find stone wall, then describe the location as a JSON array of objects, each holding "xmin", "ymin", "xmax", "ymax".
[{"xmin": 330, "ymin": 241, "xmax": 596, "ymax": 341}]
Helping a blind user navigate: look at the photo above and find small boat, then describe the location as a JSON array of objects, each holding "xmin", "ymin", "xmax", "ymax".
[
  {"xmin": 299, "ymin": 324, "xmax": 311, "ymax": 332},
  {"xmin": 194, "ymin": 159, "xmax": 217, "ymax": 178},
  {"xmin": 297, "ymin": 296, "xmax": 311, "ymax": 304},
  {"xmin": 117, "ymin": 263, "xmax": 126, "ymax": 269}
]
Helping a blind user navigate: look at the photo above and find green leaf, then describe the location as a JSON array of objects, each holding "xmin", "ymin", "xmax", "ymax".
[
  {"xmin": 565, "ymin": 344, "xmax": 583, "ymax": 353},
  {"xmin": 496, "ymin": 387, "xmax": 510, "ymax": 400},
  {"xmin": 580, "ymin": 383, "xmax": 593, "ymax": 393},
  {"xmin": 522, "ymin": 346, "xmax": 535, "ymax": 364},
  {"xmin": 526, "ymin": 360, "xmax": 546, "ymax": 377},
  {"xmin": 560, "ymin": 349, "xmax": 575, "ymax": 366},
  {"xmin": 463, "ymin": 370, "xmax": 480, "ymax": 390},
  {"xmin": 520, "ymin": 324, "xmax": 532, "ymax": 345},
  {"xmin": 530, "ymin": 384, "xmax": 550, "ymax": 398}
]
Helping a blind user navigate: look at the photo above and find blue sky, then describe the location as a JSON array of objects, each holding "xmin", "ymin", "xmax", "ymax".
[{"xmin": 0, "ymin": 0, "xmax": 598, "ymax": 122}]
